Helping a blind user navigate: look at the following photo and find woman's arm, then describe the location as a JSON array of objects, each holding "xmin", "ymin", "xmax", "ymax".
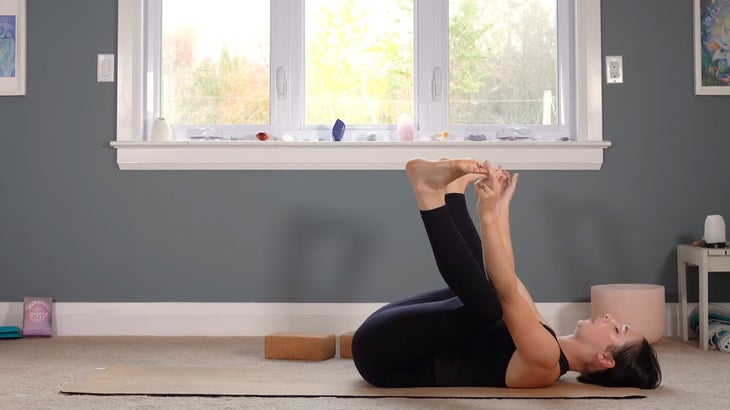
[
  {"xmin": 494, "ymin": 171, "xmax": 550, "ymax": 325},
  {"xmin": 475, "ymin": 166, "xmax": 559, "ymax": 371}
]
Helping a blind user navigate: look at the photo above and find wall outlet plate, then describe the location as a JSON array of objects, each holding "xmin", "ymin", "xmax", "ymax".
[{"xmin": 606, "ymin": 56, "xmax": 623, "ymax": 84}]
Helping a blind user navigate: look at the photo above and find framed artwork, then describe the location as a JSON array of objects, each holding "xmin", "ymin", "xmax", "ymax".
[
  {"xmin": 0, "ymin": 0, "xmax": 25, "ymax": 96},
  {"xmin": 695, "ymin": 0, "xmax": 730, "ymax": 95},
  {"xmin": 22, "ymin": 297, "xmax": 53, "ymax": 337}
]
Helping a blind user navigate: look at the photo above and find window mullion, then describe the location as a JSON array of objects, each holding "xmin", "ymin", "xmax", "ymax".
[
  {"xmin": 415, "ymin": 0, "xmax": 448, "ymax": 138},
  {"xmin": 270, "ymin": 0, "xmax": 302, "ymax": 132}
]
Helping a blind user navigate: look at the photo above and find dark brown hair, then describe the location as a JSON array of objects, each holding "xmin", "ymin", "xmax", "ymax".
[{"xmin": 577, "ymin": 338, "xmax": 661, "ymax": 389}]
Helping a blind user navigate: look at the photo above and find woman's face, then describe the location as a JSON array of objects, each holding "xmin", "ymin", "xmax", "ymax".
[{"xmin": 573, "ymin": 313, "xmax": 643, "ymax": 352}]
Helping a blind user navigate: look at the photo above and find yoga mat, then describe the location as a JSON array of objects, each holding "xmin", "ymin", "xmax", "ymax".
[{"xmin": 61, "ymin": 365, "xmax": 645, "ymax": 399}]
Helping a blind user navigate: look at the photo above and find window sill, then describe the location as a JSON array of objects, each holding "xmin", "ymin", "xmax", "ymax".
[{"xmin": 110, "ymin": 140, "xmax": 612, "ymax": 170}]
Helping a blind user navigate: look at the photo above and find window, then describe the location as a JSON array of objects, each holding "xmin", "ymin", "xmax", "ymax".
[
  {"xmin": 113, "ymin": 0, "xmax": 609, "ymax": 170},
  {"xmin": 448, "ymin": 0, "xmax": 560, "ymax": 127},
  {"xmin": 304, "ymin": 0, "xmax": 413, "ymax": 127},
  {"xmin": 157, "ymin": 0, "xmax": 271, "ymax": 127}
]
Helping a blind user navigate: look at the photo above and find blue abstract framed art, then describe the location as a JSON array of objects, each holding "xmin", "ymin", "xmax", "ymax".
[
  {"xmin": 0, "ymin": 0, "xmax": 25, "ymax": 96},
  {"xmin": 695, "ymin": 0, "xmax": 730, "ymax": 95}
]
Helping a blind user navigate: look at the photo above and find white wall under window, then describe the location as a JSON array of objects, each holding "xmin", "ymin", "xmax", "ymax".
[{"xmin": 112, "ymin": 0, "xmax": 609, "ymax": 170}]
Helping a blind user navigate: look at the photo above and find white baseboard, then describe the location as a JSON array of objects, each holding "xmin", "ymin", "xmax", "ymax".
[{"xmin": 0, "ymin": 302, "xmax": 690, "ymax": 337}]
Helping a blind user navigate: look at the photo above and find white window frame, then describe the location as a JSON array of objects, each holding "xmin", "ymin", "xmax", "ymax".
[{"xmin": 112, "ymin": 0, "xmax": 609, "ymax": 171}]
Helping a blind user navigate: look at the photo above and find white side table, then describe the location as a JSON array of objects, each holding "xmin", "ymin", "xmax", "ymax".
[{"xmin": 677, "ymin": 244, "xmax": 730, "ymax": 349}]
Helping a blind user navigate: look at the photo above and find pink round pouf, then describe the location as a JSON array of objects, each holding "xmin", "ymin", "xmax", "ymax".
[{"xmin": 590, "ymin": 284, "xmax": 666, "ymax": 344}]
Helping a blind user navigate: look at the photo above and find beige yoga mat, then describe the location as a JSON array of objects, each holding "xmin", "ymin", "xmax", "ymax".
[{"xmin": 61, "ymin": 364, "xmax": 645, "ymax": 399}]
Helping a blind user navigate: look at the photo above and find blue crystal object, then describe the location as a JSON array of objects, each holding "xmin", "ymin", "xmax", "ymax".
[{"xmin": 332, "ymin": 119, "xmax": 346, "ymax": 141}]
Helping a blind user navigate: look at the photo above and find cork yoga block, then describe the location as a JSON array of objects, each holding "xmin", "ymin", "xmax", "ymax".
[
  {"xmin": 264, "ymin": 332, "xmax": 336, "ymax": 361},
  {"xmin": 339, "ymin": 332, "xmax": 354, "ymax": 359}
]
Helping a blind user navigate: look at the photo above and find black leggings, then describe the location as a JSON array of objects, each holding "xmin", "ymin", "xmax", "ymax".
[{"xmin": 351, "ymin": 194, "xmax": 504, "ymax": 387}]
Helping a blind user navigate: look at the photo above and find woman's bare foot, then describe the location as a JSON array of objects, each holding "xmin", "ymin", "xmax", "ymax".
[
  {"xmin": 405, "ymin": 158, "xmax": 487, "ymax": 210},
  {"xmin": 439, "ymin": 158, "xmax": 487, "ymax": 194}
]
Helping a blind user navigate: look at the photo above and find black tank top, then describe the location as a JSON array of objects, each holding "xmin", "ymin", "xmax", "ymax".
[{"xmin": 433, "ymin": 321, "xmax": 569, "ymax": 387}]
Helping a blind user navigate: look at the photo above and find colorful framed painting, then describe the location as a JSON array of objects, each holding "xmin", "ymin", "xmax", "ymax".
[
  {"xmin": 0, "ymin": 0, "xmax": 25, "ymax": 96},
  {"xmin": 695, "ymin": 0, "xmax": 730, "ymax": 95}
]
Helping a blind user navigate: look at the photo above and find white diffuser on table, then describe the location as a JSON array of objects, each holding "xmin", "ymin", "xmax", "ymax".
[{"xmin": 704, "ymin": 215, "xmax": 727, "ymax": 248}]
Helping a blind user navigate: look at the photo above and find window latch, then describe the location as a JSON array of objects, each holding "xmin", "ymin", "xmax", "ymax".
[
  {"xmin": 276, "ymin": 66, "xmax": 288, "ymax": 100},
  {"xmin": 432, "ymin": 67, "xmax": 442, "ymax": 101}
]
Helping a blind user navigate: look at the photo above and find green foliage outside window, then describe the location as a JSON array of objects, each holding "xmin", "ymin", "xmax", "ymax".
[{"xmin": 161, "ymin": 0, "xmax": 556, "ymax": 127}]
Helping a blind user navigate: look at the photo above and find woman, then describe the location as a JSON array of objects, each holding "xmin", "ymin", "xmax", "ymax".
[{"xmin": 351, "ymin": 158, "xmax": 661, "ymax": 389}]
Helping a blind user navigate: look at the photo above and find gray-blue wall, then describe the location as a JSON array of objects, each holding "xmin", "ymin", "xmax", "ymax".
[{"xmin": 1, "ymin": 0, "xmax": 728, "ymax": 303}]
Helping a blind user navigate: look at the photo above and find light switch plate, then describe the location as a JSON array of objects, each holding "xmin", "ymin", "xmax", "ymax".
[{"xmin": 97, "ymin": 54, "xmax": 115, "ymax": 82}]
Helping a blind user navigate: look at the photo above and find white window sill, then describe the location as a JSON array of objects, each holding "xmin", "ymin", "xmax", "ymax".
[{"xmin": 110, "ymin": 140, "xmax": 611, "ymax": 170}]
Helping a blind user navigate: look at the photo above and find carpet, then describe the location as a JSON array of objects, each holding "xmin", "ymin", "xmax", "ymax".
[{"xmin": 61, "ymin": 365, "xmax": 645, "ymax": 399}]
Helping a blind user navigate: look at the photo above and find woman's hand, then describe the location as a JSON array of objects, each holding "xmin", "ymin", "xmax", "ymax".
[
  {"xmin": 496, "ymin": 168, "xmax": 519, "ymax": 216},
  {"xmin": 475, "ymin": 163, "xmax": 519, "ymax": 219},
  {"xmin": 475, "ymin": 162, "xmax": 506, "ymax": 220}
]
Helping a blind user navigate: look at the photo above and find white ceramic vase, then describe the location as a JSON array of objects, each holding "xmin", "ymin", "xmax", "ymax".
[{"xmin": 150, "ymin": 117, "xmax": 172, "ymax": 141}]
